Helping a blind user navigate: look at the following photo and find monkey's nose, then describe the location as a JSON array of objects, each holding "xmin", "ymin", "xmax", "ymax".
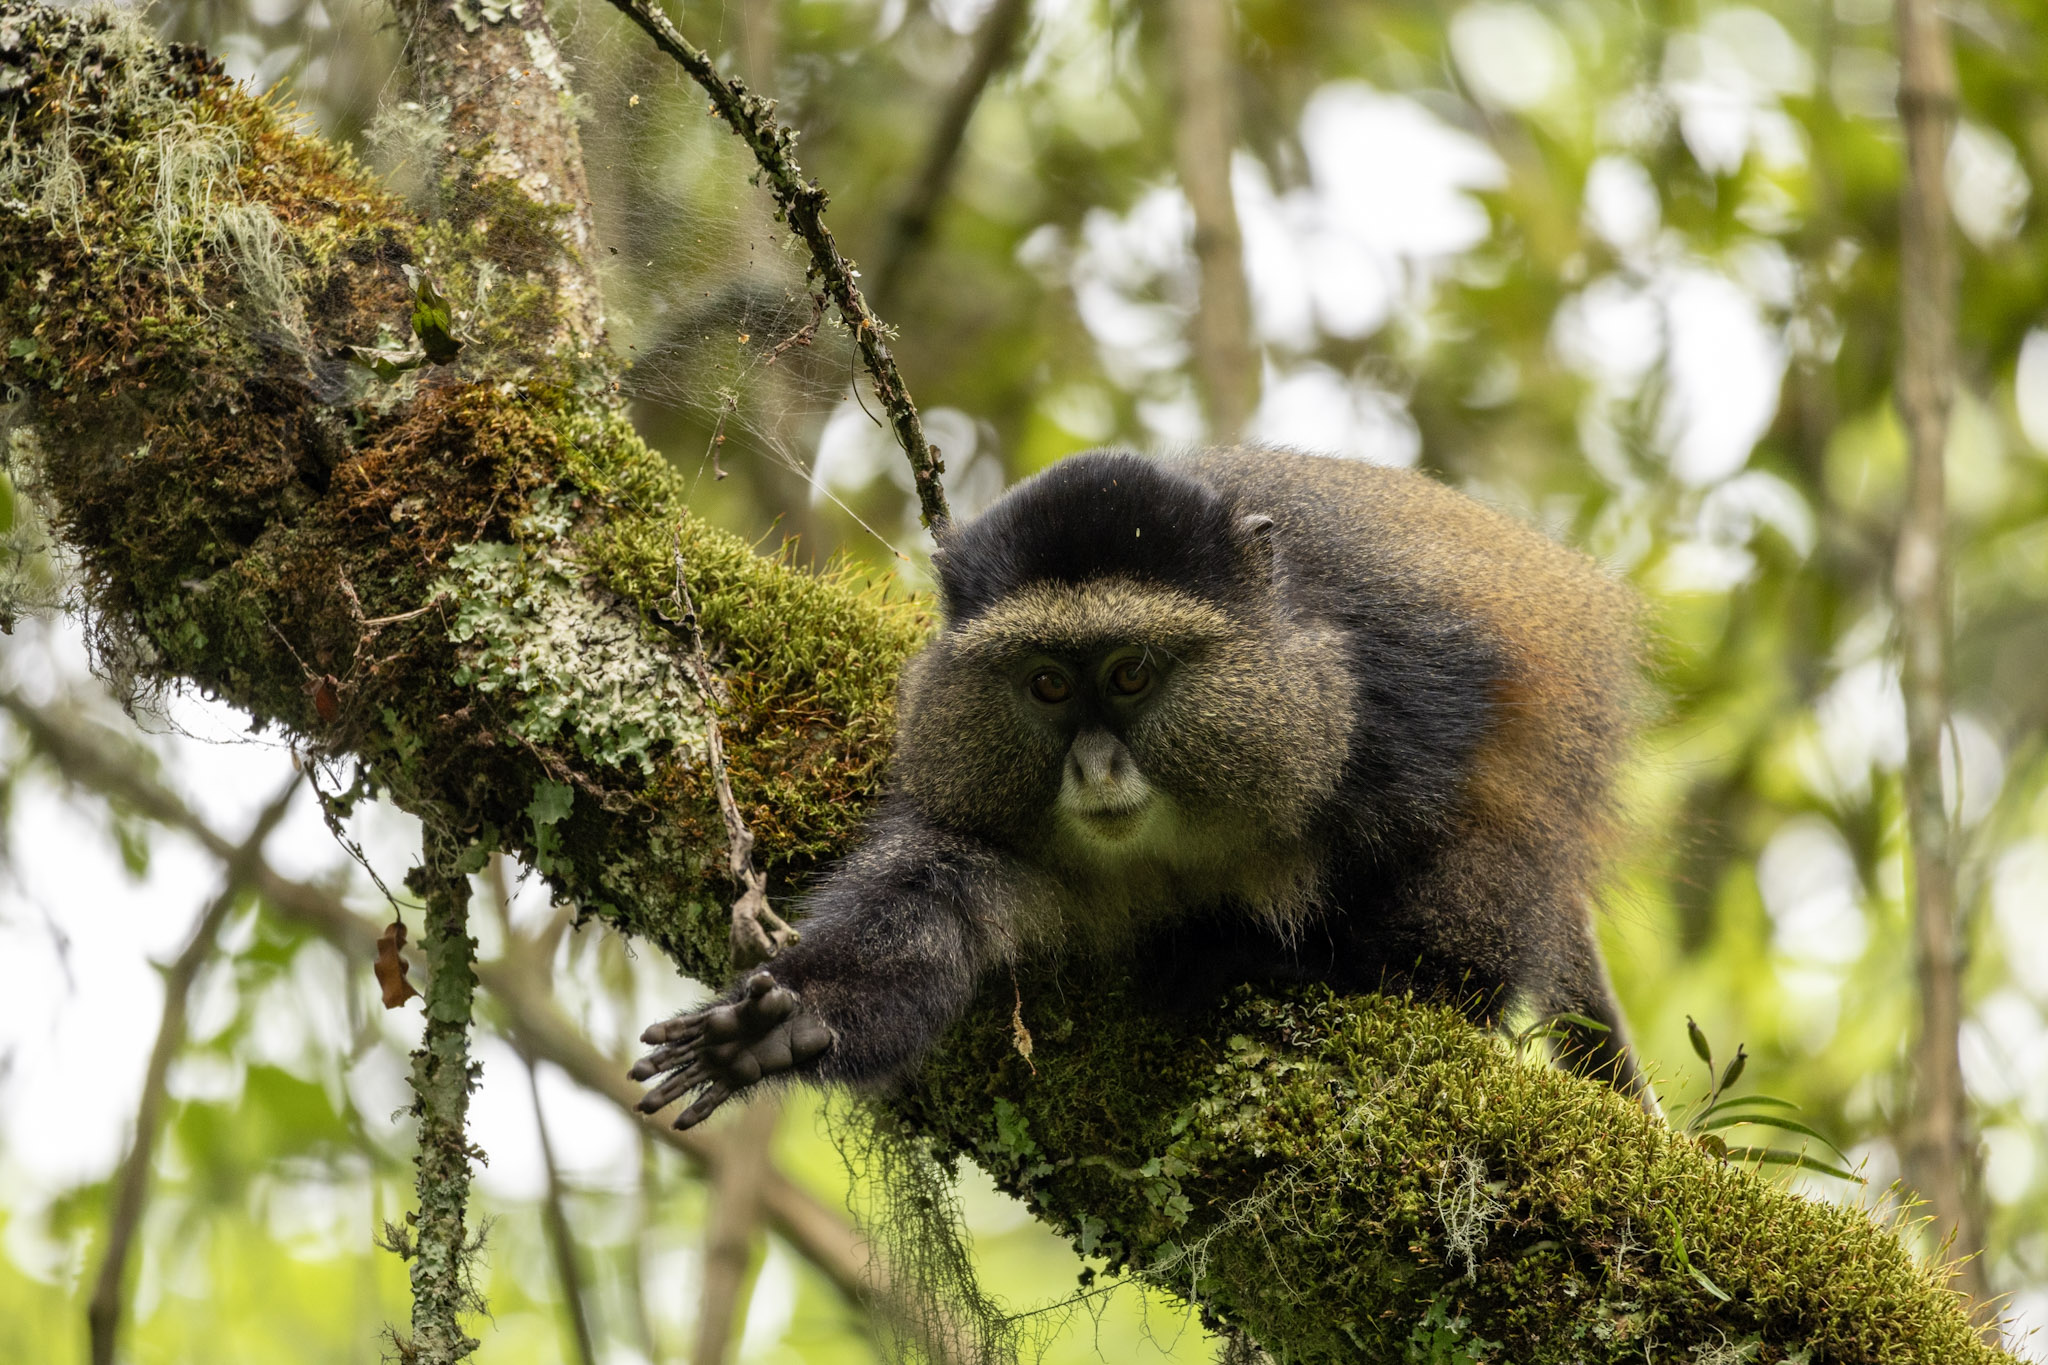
[{"xmin": 1066, "ymin": 730, "xmax": 1129, "ymax": 789}]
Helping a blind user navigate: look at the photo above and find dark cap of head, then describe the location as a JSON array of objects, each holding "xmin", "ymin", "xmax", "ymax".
[{"xmin": 931, "ymin": 451, "xmax": 1270, "ymax": 624}]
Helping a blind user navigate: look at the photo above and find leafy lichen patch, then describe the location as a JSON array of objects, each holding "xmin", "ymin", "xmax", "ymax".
[{"xmin": 437, "ymin": 494, "xmax": 705, "ymax": 776}]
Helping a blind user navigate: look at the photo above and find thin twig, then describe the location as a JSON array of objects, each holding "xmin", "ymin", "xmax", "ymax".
[
  {"xmin": 872, "ymin": 0, "xmax": 1033, "ymax": 307},
  {"xmin": 526, "ymin": 1052, "xmax": 601, "ymax": 1365},
  {"xmin": 668, "ymin": 531, "xmax": 796, "ymax": 970},
  {"xmin": 598, "ymin": 0, "xmax": 952, "ymax": 529},
  {"xmin": 85, "ymin": 777, "xmax": 300, "ymax": 1365},
  {"xmin": 487, "ymin": 857, "xmax": 599, "ymax": 1365},
  {"xmin": 1892, "ymin": 0, "xmax": 1990, "ymax": 1323}
]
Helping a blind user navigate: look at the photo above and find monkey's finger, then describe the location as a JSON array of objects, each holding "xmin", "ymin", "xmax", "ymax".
[
  {"xmin": 673, "ymin": 1082, "xmax": 733, "ymax": 1131},
  {"xmin": 639, "ymin": 1013, "xmax": 708, "ymax": 1046},
  {"xmin": 735, "ymin": 982, "xmax": 798, "ymax": 1029},
  {"xmin": 699, "ymin": 1002, "xmax": 751, "ymax": 1043},
  {"xmin": 637, "ymin": 1067, "xmax": 712, "ymax": 1113},
  {"xmin": 629, "ymin": 1041, "xmax": 701, "ymax": 1081},
  {"xmin": 788, "ymin": 1015, "xmax": 834, "ymax": 1063},
  {"xmin": 749, "ymin": 1031, "xmax": 795, "ymax": 1075}
]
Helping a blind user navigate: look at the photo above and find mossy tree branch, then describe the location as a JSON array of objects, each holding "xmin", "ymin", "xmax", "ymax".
[{"xmin": 0, "ymin": 7, "xmax": 2015, "ymax": 1361}]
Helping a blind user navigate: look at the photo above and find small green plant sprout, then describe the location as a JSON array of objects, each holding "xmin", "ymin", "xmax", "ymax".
[
  {"xmin": 1680, "ymin": 1017, "xmax": 1862, "ymax": 1183},
  {"xmin": 345, "ymin": 268, "xmax": 466, "ymax": 379}
]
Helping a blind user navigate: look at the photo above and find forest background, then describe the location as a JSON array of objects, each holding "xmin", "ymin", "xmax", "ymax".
[{"xmin": 2, "ymin": 0, "xmax": 2046, "ymax": 1361}]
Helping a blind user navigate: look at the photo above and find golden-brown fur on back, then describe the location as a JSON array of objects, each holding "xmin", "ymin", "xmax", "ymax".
[{"xmin": 1184, "ymin": 445, "xmax": 1641, "ymax": 871}]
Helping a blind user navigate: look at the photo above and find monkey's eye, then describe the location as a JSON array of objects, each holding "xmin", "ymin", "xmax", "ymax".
[
  {"xmin": 1029, "ymin": 670, "xmax": 1072, "ymax": 704},
  {"xmin": 1108, "ymin": 659, "xmax": 1152, "ymax": 696}
]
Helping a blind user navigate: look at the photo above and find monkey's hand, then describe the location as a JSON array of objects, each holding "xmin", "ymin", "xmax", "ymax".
[{"xmin": 631, "ymin": 971, "xmax": 834, "ymax": 1130}]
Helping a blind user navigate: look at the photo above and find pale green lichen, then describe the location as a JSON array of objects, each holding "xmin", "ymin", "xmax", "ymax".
[
  {"xmin": 451, "ymin": 0, "xmax": 527, "ymax": 33},
  {"xmin": 437, "ymin": 496, "xmax": 705, "ymax": 776}
]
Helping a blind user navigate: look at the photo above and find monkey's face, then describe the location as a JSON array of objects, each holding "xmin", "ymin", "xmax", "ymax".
[{"xmin": 894, "ymin": 578, "xmax": 1357, "ymax": 866}]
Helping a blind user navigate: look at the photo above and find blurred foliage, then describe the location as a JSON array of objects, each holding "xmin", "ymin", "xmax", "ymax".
[{"xmin": 6, "ymin": 0, "xmax": 2048, "ymax": 1358}]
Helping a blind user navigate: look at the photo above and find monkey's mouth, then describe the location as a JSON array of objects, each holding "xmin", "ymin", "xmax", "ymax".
[{"xmin": 1067, "ymin": 795, "xmax": 1154, "ymax": 840}]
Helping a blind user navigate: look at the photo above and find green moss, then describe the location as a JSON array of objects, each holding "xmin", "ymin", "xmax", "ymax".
[
  {"xmin": 0, "ymin": 2, "xmax": 924, "ymax": 980},
  {"xmin": 896, "ymin": 979, "xmax": 2002, "ymax": 1364}
]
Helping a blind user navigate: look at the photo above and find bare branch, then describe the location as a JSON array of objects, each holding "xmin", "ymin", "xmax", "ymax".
[
  {"xmin": 1169, "ymin": 0, "xmax": 1256, "ymax": 441},
  {"xmin": 597, "ymin": 0, "xmax": 952, "ymax": 528},
  {"xmin": 526, "ymin": 1054, "xmax": 601, "ymax": 1365},
  {"xmin": 693, "ymin": 1096, "xmax": 780, "ymax": 1365},
  {"xmin": 86, "ymin": 778, "xmax": 299, "ymax": 1365},
  {"xmin": 872, "ymin": 0, "xmax": 1033, "ymax": 307},
  {"xmin": 1892, "ymin": 0, "xmax": 1990, "ymax": 1324}
]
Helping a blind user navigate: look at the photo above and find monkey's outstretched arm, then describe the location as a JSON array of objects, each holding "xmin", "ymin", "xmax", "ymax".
[{"xmin": 634, "ymin": 807, "xmax": 1019, "ymax": 1129}]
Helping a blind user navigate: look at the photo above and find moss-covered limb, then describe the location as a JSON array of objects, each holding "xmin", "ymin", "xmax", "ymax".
[
  {"xmin": 598, "ymin": 0, "xmax": 952, "ymax": 530},
  {"xmin": 395, "ymin": 823, "xmax": 486, "ymax": 1363},
  {"xmin": 0, "ymin": 10, "xmax": 2012, "ymax": 1360},
  {"xmin": 0, "ymin": 2, "xmax": 927, "ymax": 981},
  {"xmin": 898, "ymin": 977, "xmax": 2009, "ymax": 1365}
]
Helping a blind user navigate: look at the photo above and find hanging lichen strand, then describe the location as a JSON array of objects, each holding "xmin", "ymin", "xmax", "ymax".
[{"xmin": 0, "ymin": 8, "xmax": 2014, "ymax": 1362}]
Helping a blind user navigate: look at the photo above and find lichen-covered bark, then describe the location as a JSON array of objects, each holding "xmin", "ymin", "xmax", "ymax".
[
  {"xmin": 0, "ymin": 9, "xmax": 2010, "ymax": 1362},
  {"xmin": 401, "ymin": 825, "xmax": 484, "ymax": 1363}
]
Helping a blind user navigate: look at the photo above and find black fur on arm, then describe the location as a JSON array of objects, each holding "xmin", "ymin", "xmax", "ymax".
[{"xmin": 634, "ymin": 802, "xmax": 1021, "ymax": 1127}]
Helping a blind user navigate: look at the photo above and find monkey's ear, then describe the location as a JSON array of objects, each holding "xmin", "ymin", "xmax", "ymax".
[{"xmin": 1233, "ymin": 513, "xmax": 1278, "ymax": 578}]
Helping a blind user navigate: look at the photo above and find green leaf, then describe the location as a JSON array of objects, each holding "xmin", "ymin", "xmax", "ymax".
[
  {"xmin": 1724, "ymin": 1148, "xmax": 1865, "ymax": 1182},
  {"xmin": 1704, "ymin": 1095, "xmax": 1800, "ymax": 1113},
  {"xmin": 1689, "ymin": 1265, "xmax": 1733, "ymax": 1302},
  {"xmin": 1704, "ymin": 1113, "xmax": 1851, "ymax": 1159},
  {"xmin": 406, "ymin": 269, "xmax": 463, "ymax": 364}
]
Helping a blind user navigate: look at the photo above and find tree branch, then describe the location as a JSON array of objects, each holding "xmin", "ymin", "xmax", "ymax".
[
  {"xmin": 85, "ymin": 778, "xmax": 299, "ymax": 1365},
  {"xmin": 525, "ymin": 1051, "xmax": 601, "ymax": 1365},
  {"xmin": 693, "ymin": 1095, "xmax": 779, "ymax": 1365},
  {"xmin": 398, "ymin": 822, "xmax": 485, "ymax": 1363},
  {"xmin": 871, "ymin": 0, "xmax": 1032, "ymax": 308},
  {"xmin": 1168, "ymin": 0, "xmax": 1256, "ymax": 441},
  {"xmin": 596, "ymin": 0, "xmax": 951, "ymax": 528},
  {"xmin": 1892, "ymin": 0, "xmax": 1989, "ymax": 1321}
]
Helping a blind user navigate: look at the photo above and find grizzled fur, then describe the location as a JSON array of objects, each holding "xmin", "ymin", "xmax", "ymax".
[{"xmin": 634, "ymin": 448, "xmax": 1651, "ymax": 1130}]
